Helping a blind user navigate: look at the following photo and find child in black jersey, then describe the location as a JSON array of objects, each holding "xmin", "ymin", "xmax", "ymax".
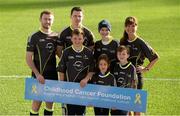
[
  {"xmin": 94, "ymin": 19, "xmax": 118, "ymax": 72},
  {"xmin": 57, "ymin": 28, "xmax": 94, "ymax": 115},
  {"xmin": 111, "ymin": 45, "xmax": 137, "ymax": 115},
  {"xmin": 91, "ymin": 54, "xmax": 115, "ymax": 116}
]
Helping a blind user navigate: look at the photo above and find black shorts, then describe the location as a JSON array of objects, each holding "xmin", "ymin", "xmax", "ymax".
[
  {"xmin": 111, "ymin": 109, "xmax": 128, "ymax": 115},
  {"xmin": 66, "ymin": 104, "xmax": 86, "ymax": 115},
  {"xmin": 94, "ymin": 107, "xmax": 109, "ymax": 116},
  {"xmin": 32, "ymin": 72, "xmax": 58, "ymax": 80}
]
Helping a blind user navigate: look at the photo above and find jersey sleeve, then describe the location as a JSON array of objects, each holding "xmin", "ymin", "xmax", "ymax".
[
  {"xmin": 57, "ymin": 31, "xmax": 65, "ymax": 47},
  {"xmin": 141, "ymin": 40, "xmax": 158, "ymax": 62},
  {"xmin": 26, "ymin": 35, "xmax": 36, "ymax": 52},
  {"xmin": 57, "ymin": 50, "xmax": 67, "ymax": 73},
  {"xmin": 87, "ymin": 31, "xmax": 95, "ymax": 47}
]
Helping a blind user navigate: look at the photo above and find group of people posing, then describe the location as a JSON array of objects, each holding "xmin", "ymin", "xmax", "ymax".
[{"xmin": 26, "ymin": 6, "xmax": 159, "ymax": 116}]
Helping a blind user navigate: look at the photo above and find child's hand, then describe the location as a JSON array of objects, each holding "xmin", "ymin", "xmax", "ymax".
[
  {"xmin": 80, "ymin": 78, "xmax": 89, "ymax": 88},
  {"xmin": 111, "ymin": 107, "xmax": 116, "ymax": 110}
]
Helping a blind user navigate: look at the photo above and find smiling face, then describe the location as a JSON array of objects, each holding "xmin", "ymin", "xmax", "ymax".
[
  {"xmin": 125, "ymin": 23, "xmax": 137, "ymax": 36},
  {"xmin": 40, "ymin": 14, "xmax": 54, "ymax": 30},
  {"xmin": 124, "ymin": 16, "xmax": 138, "ymax": 37},
  {"xmin": 71, "ymin": 33, "xmax": 84, "ymax": 48},
  {"xmin": 117, "ymin": 49, "xmax": 129, "ymax": 64},
  {"xmin": 99, "ymin": 27, "xmax": 110, "ymax": 39}
]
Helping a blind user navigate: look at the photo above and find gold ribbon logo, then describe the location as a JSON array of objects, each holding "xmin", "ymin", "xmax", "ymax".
[
  {"xmin": 31, "ymin": 85, "xmax": 37, "ymax": 94},
  {"xmin": 134, "ymin": 93, "xmax": 141, "ymax": 104}
]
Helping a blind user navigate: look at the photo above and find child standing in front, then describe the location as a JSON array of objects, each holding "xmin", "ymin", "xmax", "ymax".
[
  {"xmin": 111, "ymin": 45, "xmax": 137, "ymax": 115},
  {"xmin": 94, "ymin": 19, "xmax": 119, "ymax": 72},
  {"xmin": 57, "ymin": 28, "xmax": 94, "ymax": 115},
  {"xmin": 91, "ymin": 54, "xmax": 116, "ymax": 116}
]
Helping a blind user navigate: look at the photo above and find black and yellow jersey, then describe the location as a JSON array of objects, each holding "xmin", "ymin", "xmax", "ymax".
[
  {"xmin": 57, "ymin": 46, "xmax": 95, "ymax": 82},
  {"xmin": 94, "ymin": 39, "xmax": 119, "ymax": 70},
  {"xmin": 113, "ymin": 62, "xmax": 137, "ymax": 88},
  {"xmin": 120, "ymin": 37, "xmax": 158, "ymax": 67},
  {"xmin": 26, "ymin": 30, "xmax": 59, "ymax": 80},
  {"xmin": 58, "ymin": 26, "xmax": 95, "ymax": 48},
  {"xmin": 91, "ymin": 72, "xmax": 116, "ymax": 86}
]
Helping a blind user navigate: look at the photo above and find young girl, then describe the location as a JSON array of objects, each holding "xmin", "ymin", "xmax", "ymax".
[
  {"xmin": 120, "ymin": 16, "xmax": 159, "ymax": 115},
  {"xmin": 91, "ymin": 54, "xmax": 116, "ymax": 116},
  {"xmin": 111, "ymin": 45, "xmax": 137, "ymax": 115},
  {"xmin": 94, "ymin": 19, "xmax": 118, "ymax": 72}
]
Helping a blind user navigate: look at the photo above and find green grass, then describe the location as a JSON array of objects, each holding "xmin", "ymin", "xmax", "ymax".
[{"xmin": 0, "ymin": 0, "xmax": 180, "ymax": 115}]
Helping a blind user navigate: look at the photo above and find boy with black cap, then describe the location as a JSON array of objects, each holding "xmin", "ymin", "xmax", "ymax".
[{"xmin": 94, "ymin": 19, "xmax": 119, "ymax": 72}]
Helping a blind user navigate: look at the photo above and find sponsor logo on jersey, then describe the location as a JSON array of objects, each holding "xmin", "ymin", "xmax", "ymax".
[
  {"xmin": 97, "ymin": 48, "xmax": 101, "ymax": 51},
  {"xmin": 68, "ymin": 56, "xmax": 75, "ymax": 59},
  {"xmin": 39, "ymin": 39, "xmax": 45, "ymax": 42},
  {"xmin": 114, "ymin": 72, "xmax": 118, "ymax": 75},
  {"xmin": 73, "ymin": 61, "xmax": 84, "ymax": 71},
  {"xmin": 97, "ymin": 81, "xmax": 105, "ymax": 84},
  {"xmin": 66, "ymin": 36, "xmax": 71, "ymax": 40},
  {"xmin": 110, "ymin": 50, "xmax": 115, "ymax": 53},
  {"xmin": 102, "ymin": 48, "xmax": 108, "ymax": 51},
  {"xmin": 119, "ymin": 72, "xmax": 125, "ymax": 74},
  {"xmin": 76, "ymin": 55, "xmax": 82, "ymax": 58}
]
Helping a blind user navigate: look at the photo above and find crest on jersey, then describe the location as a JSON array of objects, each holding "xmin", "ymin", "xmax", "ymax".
[{"xmin": 46, "ymin": 43, "xmax": 54, "ymax": 53}]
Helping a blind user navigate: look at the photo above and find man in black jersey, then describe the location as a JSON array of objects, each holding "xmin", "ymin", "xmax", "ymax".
[
  {"xmin": 57, "ymin": 7, "xmax": 95, "ymax": 115},
  {"xmin": 57, "ymin": 7, "xmax": 95, "ymax": 57},
  {"xmin": 26, "ymin": 10, "xmax": 59, "ymax": 116},
  {"xmin": 57, "ymin": 28, "xmax": 94, "ymax": 115}
]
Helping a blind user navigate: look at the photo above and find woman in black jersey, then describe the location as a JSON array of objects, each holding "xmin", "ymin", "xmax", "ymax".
[{"xmin": 120, "ymin": 16, "xmax": 159, "ymax": 116}]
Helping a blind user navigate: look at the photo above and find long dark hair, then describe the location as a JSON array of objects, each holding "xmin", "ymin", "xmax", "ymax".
[{"xmin": 120, "ymin": 16, "xmax": 138, "ymax": 45}]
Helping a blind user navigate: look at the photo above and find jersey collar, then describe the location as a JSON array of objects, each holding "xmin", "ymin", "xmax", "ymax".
[
  {"xmin": 127, "ymin": 36, "xmax": 138, "ymax": 43},
  {"xmin": 119, "ymin": 62, "xmax": 131, "ymax": 69},
  {"xmin": 39, "ymin": 28, "xmax": 52, "ymax": 34},
  {"xmin": 98, "ymin": 72, "xmax": 111, "ymax": 78},
  {"xmin": 72, "ymin": 45, "xmax": 85, "ymax": 53},
  {"xmin": 70, "ymin": 24, "xmax": 83, "ymax": 30},
  {"xmin": 101, "ymin": 36, "xmax": 113, "ymax": 45}
]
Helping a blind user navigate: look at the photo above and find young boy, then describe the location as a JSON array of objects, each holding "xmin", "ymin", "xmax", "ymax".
[
  {"xmin": 57, "ymin": 28, "xmax": 94, "ymax": 115},
  {"xmin": 111, "ymin": 45, "xmax": 137, "ymax": 115},
  {"xmin": 94, "ymin": 19, "xmax": 119, "ymax": 72}
]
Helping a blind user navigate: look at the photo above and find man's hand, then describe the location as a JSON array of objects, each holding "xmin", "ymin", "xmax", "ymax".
[{"xmin": 36, "ymin": 74, "xmax": 45, "ymax": 84}]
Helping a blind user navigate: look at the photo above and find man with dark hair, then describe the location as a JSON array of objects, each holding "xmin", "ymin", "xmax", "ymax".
[
  {"xmin": 57, "ymin": 7, "xmax": 95, "ymax": 57},
  {"xmin": 26, "ymin": 10, "xmax": 59, "ymax": 116},
  {"xmin": 57, "ymin": 7, "xmax": 95, "ymax": 115}
]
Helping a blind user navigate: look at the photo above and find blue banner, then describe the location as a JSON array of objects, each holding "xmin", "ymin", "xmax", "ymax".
[{"xmin": 25, "ymin": 78, "xmax": 147, "ymax": 112}]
